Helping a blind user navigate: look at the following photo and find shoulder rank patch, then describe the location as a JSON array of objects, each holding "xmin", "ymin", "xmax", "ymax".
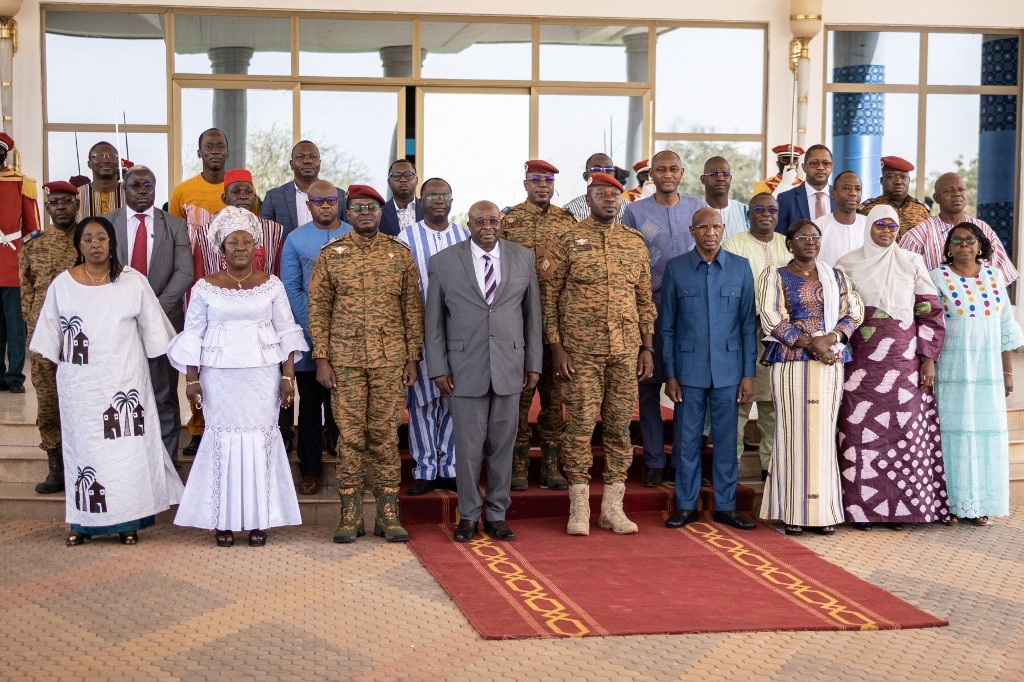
[
  {"xmin": 21, "ymin": 228, "xmax": 44, "ymax": 245},
  {"xmin": 320, "ymin": 236, "xmax": 344, "ymax": 252},
  {"xmin": 383, "ymin": 234, "xmax": 411, "ymax": 250},
  {"xmin": 501, "ymin": 205, "xmax": 513, "ymax": 216}
]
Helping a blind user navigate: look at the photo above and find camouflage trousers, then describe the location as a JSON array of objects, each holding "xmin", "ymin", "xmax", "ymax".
[
  {"xmin": 515, "ymin": 344, "xmax": 564, "ymax": 449},
  {"xmin": 560, "ymin": 352, "xmax": 637, "ymax": 485},
  {"xmin": 330, "ymin": 364, "xmax": 405, "ymax": 489},
  {"xmin": 31, "ymin": 353, "xmax": 60, "ymax": 451}
]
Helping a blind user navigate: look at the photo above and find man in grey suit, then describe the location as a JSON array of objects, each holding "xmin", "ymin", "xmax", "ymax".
[
  {"xmin": 425, "ymin": 200, "xmax": 542, "ymax": 542},
  {"xmin": 260, "ymin": 140, "xmax": 346, "ymax": 239},
  {"xmin": 105, "ymin": 165, "xmax": 193, "ymax": 465}
]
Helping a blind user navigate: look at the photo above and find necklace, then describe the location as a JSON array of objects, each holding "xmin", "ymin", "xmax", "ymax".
[
  {"xmin": 84, "ymin": 266, "xmax": 108, "ymax": 285},
  {"xmin": 791, "ymin": 262, "xmax": 814, "ymax": 277},
  {"xmin": 225, "ymin": 267, "xmax": 254, "ymax": 289}
]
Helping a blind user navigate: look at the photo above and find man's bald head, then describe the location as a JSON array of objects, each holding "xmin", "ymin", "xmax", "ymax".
[
  {"xmin": 467, "ymin": 200, "xmax": 501, "ymax": 251},
  {"xmin": 691, "ymin": 206, "xmax": 722, "ymax": 228}
]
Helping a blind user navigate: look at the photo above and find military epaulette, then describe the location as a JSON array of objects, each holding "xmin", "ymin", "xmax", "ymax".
[
  {"xmin": 21, "ymin": 228, "xmax": 44, "ymax": 245},
  {"xmin": 555, "ymin": 205, "xmax": 577, "ymax": 221},
  {"xmin": 383, "ymin": 234, "xmax": 411, "ymax": 250},
  {"xmin": 320, "ymin": 236, "xmax": 345, "ymax": 251},
  {"xmin": 500, "ymin": 205, "xmax": 513, "ymax": 215},
  {"xmin": 620, "ymin": 224, "xmax": 644, "ymax": 239}
]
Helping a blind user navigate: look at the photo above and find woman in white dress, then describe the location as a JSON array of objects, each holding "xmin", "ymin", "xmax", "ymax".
[
  {"xmin": 169, "ymin": 207, "xmax": 307, "ymax": 547},
  {"xmin": 30, "ymin": 217, "xmax": 183, "ymax": 546}
]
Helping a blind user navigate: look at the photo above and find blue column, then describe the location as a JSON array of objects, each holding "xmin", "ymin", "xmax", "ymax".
[
  {"xmin": 978, "ymin": 35, "xmax": 1018, "ymax": 253},
  {"xmin": 832, "ymin": 32, "xmax": 883, "ymax": 194}
]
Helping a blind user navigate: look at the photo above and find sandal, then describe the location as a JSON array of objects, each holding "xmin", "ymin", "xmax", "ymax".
[
  {"xmin": 784, "ymin": 525, "xmax": 804, "ymax": 536},
  {"xmin": 812, "ymin": 526, "xmax": 836, "ymax": 536},
  {"xmin": 970, "ymin": 516, "xmax": 990, "ymax": 527},
  {"xmin": 249, "ymin": 530, "xmax": 267, "ymax": 547},
  {"xmin": 119, "ymin": 531, "xmax": 139, "ymax": 545},
  {"xmin": 66, "ymin": 531, "xmax": 89, "ymax": 547},
  {"xmin": 215, "ymin": 530, "xmax": 234, "ymax": 547}
]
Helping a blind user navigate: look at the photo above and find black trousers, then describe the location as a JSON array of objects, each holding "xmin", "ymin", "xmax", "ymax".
[{"xmin": 295, "ymin": 370, "xmax": 340, "ymax": 478}]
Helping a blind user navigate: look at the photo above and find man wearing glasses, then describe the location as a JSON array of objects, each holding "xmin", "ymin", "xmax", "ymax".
[
  {"xmin": 280, "ymin": 180, "xmax": 352, "ymax": 495},
  {"xmin": 308, "ymin": 184, "xmax": 423, "ymax": 544},
  {"xmin": 900, "ymin": 172, "xmax": 1019, "ymax": 284},
  {"xmin": 398, "ymin": 178, "xmax": 468, "ymax": 496},
  {"xmin": 723, "ymin": 193, "xmax": 789, "ymax": 481},
  {"xmin": 501, "ymin": 160, "xmax": 577, "ymax": 491},
  {"xmin": 815, "ymin": 170, "xmax": 868, "ymax": 267},
  {"xmin": 262, "ymin": 140, "xmax": 345, "ymax": 241},
  {"xmin": 661, "ymin": 206, "xmax": 758, "ymax": 531},
  {"xmin": 380, "ymin": 159, "xmax": 423, "ymax": 237},
  {"xmin": 701, "ymin": 157, "xmax": 749, "ymax": 239},
  {"xmin": 75, "ymin": 141, "xmax": 126, "ymax": 220},
  {"xmin": 858, "ymin": 156, "xmax": 930, "ymax": 237},
  {"xmin": 564, "ymin": 153, "xmax": 628, "ymax": 222},
  {"xmin": 776, "ymin": 144, "xmax": 835, "ymax": 234}
]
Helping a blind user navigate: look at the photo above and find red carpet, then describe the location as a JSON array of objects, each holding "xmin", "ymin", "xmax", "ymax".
[{"xmin": 407, "ymin": 511, "xmax": 948, "ymax": 639}]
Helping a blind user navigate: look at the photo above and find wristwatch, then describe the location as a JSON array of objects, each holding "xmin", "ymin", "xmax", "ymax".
[{"xmin": 640, "ymin": 345, "xmax": 655, "ymax": 354}]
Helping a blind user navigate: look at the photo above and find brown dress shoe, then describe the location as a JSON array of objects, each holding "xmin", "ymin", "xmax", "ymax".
[{"xmin": 299, "ymin": 475, "xmax": 318, "ymax": 495}]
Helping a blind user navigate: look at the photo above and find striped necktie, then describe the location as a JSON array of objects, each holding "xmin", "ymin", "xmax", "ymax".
[{"xmin": 483, "ymin": 254, "xmax": 496, "ymax": 304}]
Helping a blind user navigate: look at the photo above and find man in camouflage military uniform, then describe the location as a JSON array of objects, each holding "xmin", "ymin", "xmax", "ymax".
[
  {"xmin": 19, "ymin": 181, "xmax": 80, "ymax": 493},
  {"xmin": 308, "ymin": 184, "xmax": 424, "ymax": 544},
  {"xmin": 540, "ymin": 172, "xmax": 656, "ymax": 536},
  {"xmin": 501, "ymin": 159, "xmax": 576, "ymax": 491},
  {"xmin": 858, "ymin": 156, "xmax": 930, "ymax": 237}
]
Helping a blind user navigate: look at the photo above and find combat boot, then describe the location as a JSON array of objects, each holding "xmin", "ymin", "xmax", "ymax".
[
  {"xmin": 35, "ymin": 447, "xmax": 65, "ymax": 494},
  {"xmin": 566, "ymin": 483, "xmax": 590, "ymax": 536},
  {"xmin": 333, "ymin": 487, "xmax": 365, "ymax": 543},
  {"xmin": 538, "ymin": 442, "xmax": 568, "ymax": 490},
  {"xmin": 598, "ymin": 481, "xmax": 639, "ymax": 534},
  {"xmin": 510, "ymin": 443, "xmax": 530, "ymax": 491},
  {"xmin": 373, "ymin": 488, "xmax": 409, "ymax": 542}
]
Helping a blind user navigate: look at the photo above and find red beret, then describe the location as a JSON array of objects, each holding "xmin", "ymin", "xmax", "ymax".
[
  {"xmin": 771, "ymin": 144, "xmax": 804, "ymax": 155},
  {"xmin": 587, "ymin": 172, "xmax": 624, "ymax": 192},
  {"xmin": 223, "ymin": 169, "xmax": 253, "ymax": 187},
  {"xmin": 0, "ymin": 132, "xmax": 13, "ymax": 151},
  {"xmin": 632, "ymin": 159, "xmax": 650, "ymax": 173},
  {"xmin": 347, "ymin": 184, "xmax": 385, "ymax": 205},
  {"xmin": 44, "ymin": 181, "xmax": 79, "ymax": 195},
  {"xmin": 120, "ymin": 159, "xmax": 135, "ymax": 169},
  {"xmin": 881, "ymin": 156, "xmax": 914, "ymax": 172},
  {"xmin": 524, "ymin": 159, "xmax": 558, "ymax": 174}
]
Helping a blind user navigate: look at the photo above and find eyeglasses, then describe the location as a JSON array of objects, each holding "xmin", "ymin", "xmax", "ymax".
[
  {"xmin": 872, "ymin": 221, "xmax": 900, "ymax": 232},
  {"xmin": 804, "ymin": 160, "xmax": 834, "ymax": 169},
  {"xmin": 126, "ymin": 181, "xmax": 154, "ymax": 191},
  {"xmin": 526, "ymin": 175, "xmax": 555, "ymax": 184},
  {"xmin": 704, "ymin": 171, "xmax": 732, "ymax": 179},
  {"xmin": 693, "ymin": 223, "xmax": 726, "ymax": 232},
  {"xmin": 792, "ymin": 235, "xmax": 823, "ymax": 243},
  {"xmin": 88, "ymin": 153, "xmax": 118, "ymax": 161},
  {"xmin": 949, "ymin": 237, "xmax": 978, "ymax": 246},
  {"xmin": 389, "ymin": 171, "xmax": 417, "ymax": 180},
  {"xmin": 423, "ymin": 193, "xmax": 453, "ymax": 202},
  {"xmin": 349, "ymin": 203, "xmax": 380, "ymax": 213},
  {"xmin": 470, "ymin": 218, "xmax": 501, "ymax": 228},
  {"xmin": 750, "ymin": 206, "xmax": 779, "ymax": 215},
  {"xmin": 939, "ymin": 186, "xmax": 967, "ymax": 197},
  {"xmin": 80, "ymin": 236, "xmax": 109, "ymax": 245},
  {"xmin": 309, "ymin": 196, "xmax": 339, "ymax": 206},
  {"xmin": 46, "ymin": 197, "xmax": 77, "ymax": 207},
  {"xmin": 588, "ymin": 166, "xmax": 615, "ymax": 174}
]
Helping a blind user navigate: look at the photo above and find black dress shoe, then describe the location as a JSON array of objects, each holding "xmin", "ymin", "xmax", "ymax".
[
  {"xmin": 713, "ymin": 510, "xmax": 756, "ymax": 530},
  {"xmin": 482, "ymin": 519, "xmax": 515, "ymax": 541},
  {"xmin": 436, "ymin": 476, "xmax": 458, "ymax": 492},
  {"xmin": 183, "ymin": 435, "xmax": 202, "ymax": 458},
  {"xmin": 407, "ymin": 478, "xmax": 437, "ymax": 496},
  {"xmin": 8, "ymin": 381, "xmax": 25, "ymax": 394},
  {"xmin": 453, "ymin": 519, "xmax": 477, "ymax": 542},
  {"xmin": 665, "ymin": 509, "xmax": 700, "ymax": 528},
  {"xmin": 643, "ymin": 467, "xmax": 663, "ymax": 487}
]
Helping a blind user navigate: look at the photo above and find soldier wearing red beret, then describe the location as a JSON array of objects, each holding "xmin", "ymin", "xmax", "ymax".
[
  {"xmin": 624, "ymin": 159, "xmax": 651, "ymax": 202},
  {"xmin": 754, "ymin": 144, "xmax": 805, "ymax": 196},
  {"xmin": 0, "ymin": 133, "xmax": 40, "ymax": 394},
  {"xmin": 858, "ymin": 156, "xmax": 931, "ymax": 237}
]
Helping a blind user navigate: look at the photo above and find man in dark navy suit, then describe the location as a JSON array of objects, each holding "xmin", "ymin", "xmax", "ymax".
[
  {"xmin": 379, "ymin": 159, "xmax": 424, "ymax": 237},
  {"xmin": 775, "ymin": 144, "xmax": 834, "ymax": 234},
  {"xmin": 261, "ymin": 141, "xmax": 346, "ymax": 240},
  {"xmin": 660, "ymin": 206, "xmax": 758, "ymax": 530}
]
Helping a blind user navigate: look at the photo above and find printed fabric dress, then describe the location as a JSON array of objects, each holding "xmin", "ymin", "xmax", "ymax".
[
  {"xmin": 929, "ymin": 265, "xmax": 1024, "ymax": 518},
  {"xmin": 168, "ymin": 277, "xmax": 307, "ymax": 531},
  {"xmin": 837, "ymin": 298, "xmax": 950, "ymax": 523},
  {"xmin": 29, "ymin": 268, "xmax": 184, "ymax": 534}
]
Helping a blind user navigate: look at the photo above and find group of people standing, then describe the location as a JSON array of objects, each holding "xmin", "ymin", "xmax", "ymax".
[{"xmin": 2, "ymin": 126, "xmax": 1019, "ymax": 547}]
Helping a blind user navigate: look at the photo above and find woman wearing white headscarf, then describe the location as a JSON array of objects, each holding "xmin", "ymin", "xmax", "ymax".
[
  {"xmin": 836, "ymin": 205, "xmax": 950, "ymax": 530},
  {"xmin": 168, "ymin": 207, "xmax": 307, "ymax": 547},
  {"xmin": 758, "ymin": 219, "xmax": 863, "ymax": 536}
]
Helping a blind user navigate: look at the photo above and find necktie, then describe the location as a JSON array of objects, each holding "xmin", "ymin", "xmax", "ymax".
[
  {"xmin": 131, "ymin": 214, "xmax": 148, "ymax": 276},
  {"xmin": 814, "ymin": 191, "xmax": 827, "ymax": 219},
  {"xmin": 483, "ymin": 255, "xmax": 496, "ymax": 304}
]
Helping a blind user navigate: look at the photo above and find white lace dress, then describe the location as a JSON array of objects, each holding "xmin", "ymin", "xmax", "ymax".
[{"xmin": 168, "ymin": 277, "xmax": 307, "ymax": 531}]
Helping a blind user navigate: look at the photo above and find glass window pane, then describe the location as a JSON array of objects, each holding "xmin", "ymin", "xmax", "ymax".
[
  {"xmin": 925, "ymin": 95, "xmax": 982, "ymax": 218},
  {"xmin": 300, "ymin": 90, "xmax": 398, "ymax": 193},
  {"xmin": 421, "ymin": 22, "xmax": 531, "ymax": 80},
  {"xmin": 827, "ymin": 92, "xmax": 919, "ymax": 200},
  {"xmin": 44, "ymin": 11, "xmax": 167, "ymax": 124},
  {"xmin": 539, "ymin": 25, "xmax": 647, "ymax": 83},
  {"xmin": 422, "ymin": 93, "xmax": 529, "ymax": 222},
  {"xmin": 300, "ymin": 20, "xmax": 413, "ymax": 78},
  {"xmin": 828, "ymin": 31, "xmax": 920, "ymax": 86},
  {"xmin": 174, "ymin": 15, "xmax": 291, "ymax": 76},
  {"xmin": 655, "ymin": 27, "xmax": 764, "ymax": 134},
  {"xmin": 179, "ymin": 88, "xmax": 292, "ymax": 198},
  {"xmin": 928, "ymin": 33, "xmax": 1019, "ymax": 87},
  {"xmin": 47, "ymin": 131, "xmax": 170, "ymax": 209},
  {"xmin": 538, "ymin": 94, "xmax": 642, "ymax": 200},
  {"xmin": 657, "ymin": 140, "xmax": 762, "ymax": 202}
]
